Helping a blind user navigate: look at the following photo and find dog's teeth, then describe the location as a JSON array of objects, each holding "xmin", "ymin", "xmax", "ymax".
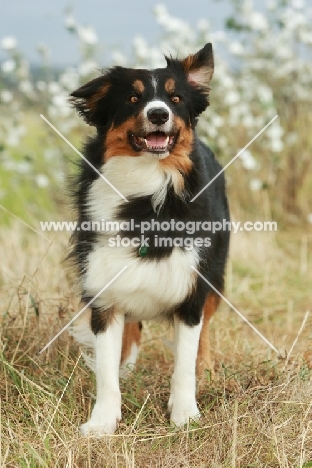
[{"xmin": 144, "ymin": 136, "xmax": 169, "ymax": 150}]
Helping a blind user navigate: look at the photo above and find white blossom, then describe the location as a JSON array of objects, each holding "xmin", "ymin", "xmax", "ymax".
[
  {"xmin": 257, "ymin": 85, "xmax": 273, "ymax": 103},
  {"xmin": 5, "ymin": 125, "xmax": 26, "ymax": 145},
  {"xmin": 250, "ymin": 178, "xmax": 262, "ymax": 191},
  {"xmin": 65, "ymin": 15, "xmax": 76, "ymax": 31},
  {"xmin": 0, "ymin": 90, "xmax": 13, "ymax": 103},
  {"xmin": 36, "ymin": 174, "xmax": 49, "ymax": 188},
  {"xmin": 207, "ymin": 125, "xmax": 218, "ymax": 138},
  {"xmin": 241, "ymin": 0, "xmax": 253, "ymax": 16},
  {"xmin": 52, "ymin": 94, "xmax": 68, "ymax": 108},
  {"xmin": 271, "ymin": 139, "xmax": 284, "ymax": 152},
  {"xmin": 211, "ymin": 30, "xmax": 227, "ymax": 43},
  {"xmin": 239, "ymin": 150, "xmax": 258, "ymax": 170},
  {"xmin": 36, "ymin": 80, "xmax": 47, "ymax": 91},
  {"xmin": 153, "ymin": 4, "xmax": 168, "ymax": 19},
  {"xmin": 1, "ymin": 36, "xmax": 17, "ymax": 50},
  {"xmin": 281, "ymin": 8, "xmax": 307, "ymax": 29},
  {"xmin": 249, "ymin": 12, "xmax": 268, "ymax": 30},
  {"xmin": 148, "ymin": 48, "xmax": 164, "ymax": 68},
  {"xmin": 197, "ymin": 19, "xmax": 210, "ymax": 31},
  {"xmin": 1, "ymin": 59, "xmax": 16, "ymax": 73},
  {"xmin": 78, "ymin": 60, "xmax": 98, "ymax": 76},
  {"xmin": 291, "ymin": 0, "xmax": 304, "ymax": 9},
  {"xmin": 242, "ymin": 114, "xmax": 256, "ymax": 128},
  {"xmin": 299, "ymin": 30, "xmax": 312, "ymax": 44},
  {"xmin": 307, "ymin": 213, "xmax": 312, "ymax": 224},
  {"xmin": 77, "ymin": 26, "xmax": 98, "ymax": 45},
  {"xmin": 43, "ymin": 148, "xmax": 61, "ymax": 161},
  {"xmin": 51, "ymin": 95, "xmax": 72, "ymax": 117},
  {"xmin": 214, "ymin": 115, "xmax": 224, "ymax": 127},
  {"xmin": 59, "ymin": 67, "xmax": 80, "ymax": 90},
  {"xmin": 19, "ymin": 80, "xmax": 34, "ymax": 95},
  {"xmin": 229, "ymin": 42, "xmax": 245, "ymax": 55},
  {"xmin": 267, "ymin": 123, "xmax": 284, "ymax": 140},
  {"xmin": 266, "ymin": 0, "xmax": 277, "ymax": 10},
  {"xmin": 133, "ymin": 36, "xmax": 149, "ymax": 61},
  {"xmin": 224, "ymin": 90, "xmax": 240, "ymax": 106},
  {"xmin": 48, "ymin": 81, "xmax": 62, "ymax": 95},
  {"xmin": 218, "ymin": 136, "xmax": 228, "ymax": 149},
  {"xmin": 111, "ymin": 51, "xmax": 128, "ymax": 66},
  {"xmin": 16, "ymin": 161, "xmax": 31, "ymax": 174}
]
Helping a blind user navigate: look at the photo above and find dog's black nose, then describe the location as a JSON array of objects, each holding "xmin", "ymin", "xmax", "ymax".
[{"xmin": 147, "ymin": 107, "xmax": 169, "ymax": 125}]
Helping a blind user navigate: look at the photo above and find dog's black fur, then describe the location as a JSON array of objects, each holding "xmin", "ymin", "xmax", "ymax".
[
  {"xmin": 68, "ymin": 42, "xmax": 231, "ymax": 435},
  {"xmin": 70, "ymin": 43, "xmax": 230, "ymax": 331}
]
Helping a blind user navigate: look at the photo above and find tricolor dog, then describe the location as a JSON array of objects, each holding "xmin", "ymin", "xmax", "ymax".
[{"xmin": 69, "ymin": 43, "xmax": 230, "ymax": 435}]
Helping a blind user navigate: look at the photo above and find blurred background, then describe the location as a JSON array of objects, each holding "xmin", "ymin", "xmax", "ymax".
[{"xmin": 0, "ymin": 0, "xmax": 311, "ymax": 226}]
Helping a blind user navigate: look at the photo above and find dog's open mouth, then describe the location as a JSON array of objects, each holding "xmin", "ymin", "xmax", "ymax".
[{"xmin": 130, "ymin": 131, "xmax": 176, "ymax": 154}]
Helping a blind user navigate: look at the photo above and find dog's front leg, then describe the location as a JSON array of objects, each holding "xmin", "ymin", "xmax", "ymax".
[
  {"xmin": 80, "ymin": 314, "xmax": 124, "ymax": 436},
  {"xmin": 168, "ymin": 316, "xmax": 202, "ymax": 427}
]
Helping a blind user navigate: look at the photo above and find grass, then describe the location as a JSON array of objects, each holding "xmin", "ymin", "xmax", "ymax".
[{"xmin": 1, "ymin": 214, "xmax": 312, "ymax": 467}]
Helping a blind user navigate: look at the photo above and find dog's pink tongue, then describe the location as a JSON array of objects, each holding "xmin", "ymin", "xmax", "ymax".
[{"xmin": 145, "ymin": 133, "xmax": 168, "ymax": 147}]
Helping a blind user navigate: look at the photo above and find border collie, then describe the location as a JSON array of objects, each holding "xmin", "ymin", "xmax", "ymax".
[{"xmin": 69, "ymin": 43, "xmax": 230, "ymax": 435}]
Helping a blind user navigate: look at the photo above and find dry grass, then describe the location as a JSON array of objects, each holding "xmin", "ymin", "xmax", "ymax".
[{"xmin": 1, "ymin": 219, "xmax": 312, "ymax": 467}]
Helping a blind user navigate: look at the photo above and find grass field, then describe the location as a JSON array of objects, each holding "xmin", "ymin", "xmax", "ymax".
[{"xmin": 1, "ymin": 207, "xmax": 311, "ymax": 466}]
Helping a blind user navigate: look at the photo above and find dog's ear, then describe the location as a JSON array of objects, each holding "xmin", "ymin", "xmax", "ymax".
[
  {"xmin": 166, "ymin": 43, "xmax": 214, "ymax": 113},
  {"xmin": 70, "ymin": 76, "xmax": 111, "ymax": 126},
  {"xmin": 180, "ymin": 43, "xmax": 214, "ymax": 88}
]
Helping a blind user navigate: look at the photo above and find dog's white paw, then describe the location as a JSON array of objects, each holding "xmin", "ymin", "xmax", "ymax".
[
  {"xmin": 80, "ymin": 402, "xmax": 121, "ymax": 436},
  {"xmin": 168, "ymin": 395, "xmax": 201, "ymax": 427}
]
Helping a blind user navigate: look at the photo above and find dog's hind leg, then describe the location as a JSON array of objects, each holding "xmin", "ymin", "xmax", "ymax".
[
  {"xmin": 196, "ymin": 292, "xmax": 219, "ymax": 378},
  {"xmin": 119, "ymin": 322, "xmax": 142, "ymax": 378}
]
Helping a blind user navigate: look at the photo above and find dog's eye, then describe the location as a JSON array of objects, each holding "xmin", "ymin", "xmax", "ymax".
[
  {"xmin": 171, "ymin": 95, "xmax": 181, "ymax": 103},
  {"xmin": 129, "ymin": 95, "xmax": 139, "ymax": 103}
]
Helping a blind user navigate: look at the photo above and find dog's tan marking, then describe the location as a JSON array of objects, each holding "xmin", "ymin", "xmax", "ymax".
[
  {"xmin": 120, "ymin": 322, "xmax": 141, "ymax": 364},
  {"xmin": 133, "ymin": 79, "xmax": 145, "ymax": 94},
  {"xmin": 196, "ymin": 292, "xmax": 220, "ymax": 377},
  {"xmin": 159, "ymin": 117, "xmax": 193, "ymax": 193},
  {"xmin": 105, "ymin": 117, "xmax": 139, "ymax": 159},
  {"xmin": 165, "ymin": 78, "xmax": 175, "ymax": 94},
  {"xmin": 87, "ymin": 83, "xmax": 111, "ymax": 110}
]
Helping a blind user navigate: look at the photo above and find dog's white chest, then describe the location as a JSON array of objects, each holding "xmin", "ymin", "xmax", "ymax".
[
  {"xmin": 85, "ymin": 245, "xmax": 198, "ymax": 319},
  {"xmin": 83, "ymin": 157, "xmax": 199, "ymax": 320}
]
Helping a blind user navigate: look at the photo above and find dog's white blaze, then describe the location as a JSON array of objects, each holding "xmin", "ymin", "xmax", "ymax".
[
  {"xmin": 143, "ymin": 100, "xmax": 171, "ymax": 118},
  {"xmin": 150, "ymin": 74, "xmax": 158, "ymax": 93},
  {"xmin": 84, "ymin": 156, "xmax": 199, "ymax": 320},
  {"xmin": 168, "ymin": 316, "xmax": 202, "ymax": 426},
  {"xmin": 80, "ymin": 314, "xmax": 124, "ymax": 435},
  {"xmin": 143, "ymin": 100, "xmax": 173, "ymax": 132}
]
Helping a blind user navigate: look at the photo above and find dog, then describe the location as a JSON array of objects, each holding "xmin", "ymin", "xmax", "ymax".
[{"xmin": 69, "ymin": 43, "xmax": 230, "ymax": 435}]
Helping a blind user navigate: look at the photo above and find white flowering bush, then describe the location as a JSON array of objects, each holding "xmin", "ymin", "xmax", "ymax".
[{"xmin": 0, "ymin": 0, "xmax": 311, "ymax": 221}]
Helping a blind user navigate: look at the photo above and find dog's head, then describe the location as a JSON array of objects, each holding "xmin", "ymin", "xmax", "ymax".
[{"xmin": 70, "ymin": 44, "xmax": 213, "ymax": 162}]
